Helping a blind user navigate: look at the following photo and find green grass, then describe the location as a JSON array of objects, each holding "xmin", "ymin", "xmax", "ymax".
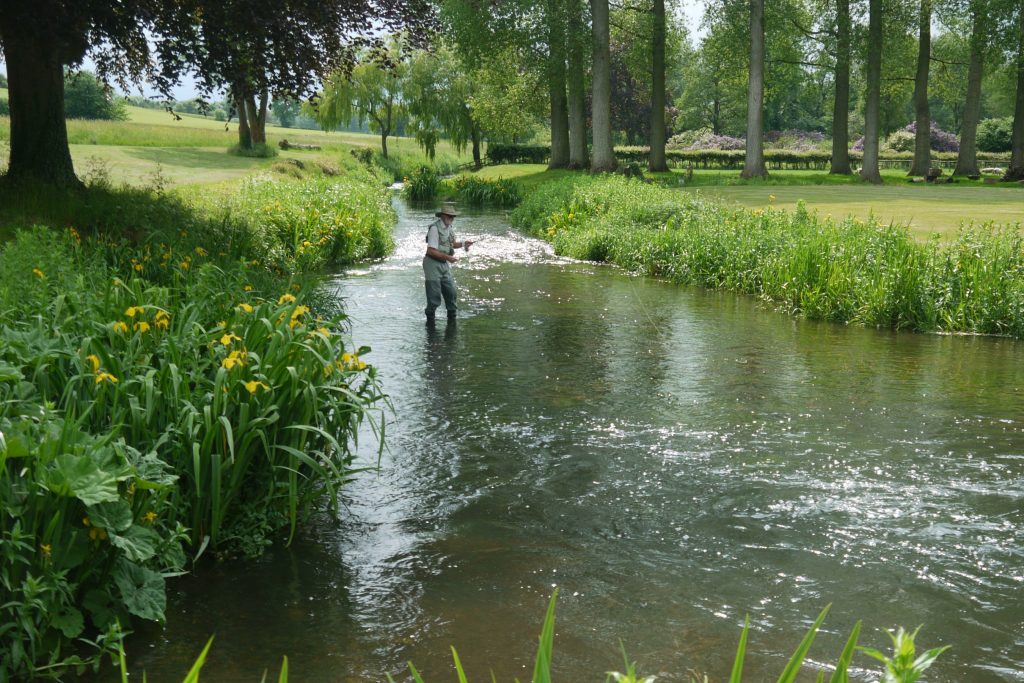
[{"xmin": 480, "ymin": 165, "xmax": 1022, "ymax": 240}]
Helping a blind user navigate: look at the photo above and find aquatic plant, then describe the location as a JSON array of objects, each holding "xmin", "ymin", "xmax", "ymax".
[
  {"xmin": 511, "ymin": 175, "xmax": 1024, "ymax": 337},
  {"xmin": 0, "ymin": 178, "xmax": 387, "ymax": 677}
]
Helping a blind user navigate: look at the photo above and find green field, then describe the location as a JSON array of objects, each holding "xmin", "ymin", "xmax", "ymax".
[
  {"xmin": 0, "ymin": 102, "xmax": 471, "ymax": 187},
  {"xmin": 477, "ymin": 164, "xmax": 1023, "ymax": 240}
]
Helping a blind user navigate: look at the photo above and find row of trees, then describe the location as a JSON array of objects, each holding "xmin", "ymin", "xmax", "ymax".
[
  {"xmin": 727, "ymin": 0, "xmax": 1024, "ymax": 181},
  {"xmin": 318, "ymin": 0, "xmax": 1020, "ymax": 180}
]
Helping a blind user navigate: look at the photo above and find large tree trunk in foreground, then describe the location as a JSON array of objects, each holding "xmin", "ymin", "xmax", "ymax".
[
  {"xmin": 0, "ymin": 27, "xmax": 80, "ymax": 187},
  {"xmin": 1008, "ymin": 0, "xmax": 1024, "ymax": 180},
  {"xmin": 548, "ymin": 0, "xmax": 570, "ymax": 169},
  {"xmin": 954, "ymin": 1, "xmax": 986, "ymax": 177},
  {"xmin": 741, "ymin": 0, "xmax": 767, "ymax": 178},
  {"xmin": 567, "ymin": 3, "xmax": 589, "ymax": 169},
  {"xmin": 246, "ymin": 89, "xmax": 269, "ymax": 145},
  {"xmin": 830, "ymin": 0, "xmax": 852, "ymax": 174},
  {"xmin": 860, "ymin": 0, "xmax": 883, "ymax": 184},
  {"xmin": 590, "ymin": 0, "xmax": 616, "ymax": 172},
  {"xmin": 648, "ymin": 0, "xmax": 668, "ymax": 172},
  {"xmin": 909, "ymin": 0, "xmax": 932, "ymax": 176}
]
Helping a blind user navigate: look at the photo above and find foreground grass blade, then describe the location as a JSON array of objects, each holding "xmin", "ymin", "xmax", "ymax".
[
  {"xmin": 828, "ymin": 621, "xmax": 861, "ymax": 683},
  {"xmin": 181, "ymin": 637, "xmax": 215, "ymax": 683},
  {"xmin": 532, "ymin": 590, "xmax": 559, "ymax": 683},
  {"xmin": 729, "ymin": 615, "xmax": 750, "ymax": 683},
  {"xmin": 776, "ymin": 604, "xmax": 831, "ymax": 683}
]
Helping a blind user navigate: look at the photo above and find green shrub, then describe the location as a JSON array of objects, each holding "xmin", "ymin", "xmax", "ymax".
[
  {"xmin": 0, "ymin": 99, "xmax": 8, "ymax": 117},
  {"xmin": 64, "ymin": 71, "xmax": 128, "ymax": 121},
  {"xmin": 977, "ymin": 117, "xmax": 1014, "ymax": 153},
  {"xmin": 439, "ymin": 174, "xmax": 521, "ymax": 207},
  {"xmin": 402, "ymin": 165, "xmax": 440, "ymax": 201},
  {"xmin": 885, "ymin": 129, "xmax": 916, "ymax": 153}
]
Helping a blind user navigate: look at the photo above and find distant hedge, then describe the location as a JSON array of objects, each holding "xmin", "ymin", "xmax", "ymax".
[{"xmin": 487, "ymin": 143, "xmax": 1011, "ymax": 170}]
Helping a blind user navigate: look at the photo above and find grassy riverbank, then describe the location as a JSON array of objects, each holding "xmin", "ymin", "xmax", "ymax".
[
  {"xmin": 479, "ymin": 164, "xmax": 1023, "ymax": 240},
  {"xmin": 0, "ymin": 154, "xmax": 399, "ymax": 678},
  {"xmin": 511, "ymin": 174, "xmax": 1024, "ymax": 337}
]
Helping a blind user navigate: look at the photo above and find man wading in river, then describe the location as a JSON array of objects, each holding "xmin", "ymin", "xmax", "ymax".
[{"xmin": 423, "ymin": 205, "xmax": 473, "ymax": 326}]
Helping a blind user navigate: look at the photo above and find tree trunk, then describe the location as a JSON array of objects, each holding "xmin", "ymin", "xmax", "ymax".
[
  {"xmin": 741, "ymin": 0, "xmax": 767, "ymax": 178},
  {"xmin": 380, "ymin": 128, "xmax": 389, "ymax": 158},
  {"xmin": 548, "ymin": 0, "xmax": 571, "ymax": 169},
  {"xmin": 648, "ymin": 0, "xmax": 668, "ymax": 172},
  {"xmin": 246, "ymin": 89, "xmax": 269, "ymax": 145},
  {"xmin": 0, "ymin": 30, "xmax": 80, "ymax": 187},
  {"xmin": 954, "ymin": 1, "xmax": 986, "ymax": 177},
  {"xmin": 471, "ymin": 127, "xmax": 482, "ymax": 169},
  {"xmin": 860, "ymin": 0, "xmax": 883, "ymax": 184},
  {"xmin": 830, "ymin": 0, "xmax": 852, "ymax": 174},
  {"xmin": 1007, "ymin": 0, "xmax": 1024, "ymax": 180},
  {"xmin": 908, "ymin": 0, "xmax": 932, "ymax": 176},
  {"xmin": 590, "ymin": 0, "xmax": 616, "ymax": 172},
  {"xmin": 236, "ymin": 92, "xmax": 253, "ymax": 150},
  {"xmin": 567, "ymin": 3, "xmax": 590, "ymax": 169}
]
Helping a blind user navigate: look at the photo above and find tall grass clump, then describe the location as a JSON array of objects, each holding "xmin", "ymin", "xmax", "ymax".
[
  {"xmin": 511, "ymin": 175, "xmax": 1024, "ymax": 337},
  {"xmin": 214, "ymin": 173, "xmax": 396, "ymax": 270},
  {"xmin": 440, "ymin": 174, "xmax": 521, "ymax": 208}
]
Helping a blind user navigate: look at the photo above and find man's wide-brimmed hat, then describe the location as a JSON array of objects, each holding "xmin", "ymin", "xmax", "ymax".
[{"xmin": 435, "ymin": 205, "xmax": 459, "ymax": 218}]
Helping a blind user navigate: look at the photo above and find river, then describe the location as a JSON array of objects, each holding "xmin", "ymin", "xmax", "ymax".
[{"xmin": 123, "ymin": 199, "xmax": 1024, "ymax": 682}]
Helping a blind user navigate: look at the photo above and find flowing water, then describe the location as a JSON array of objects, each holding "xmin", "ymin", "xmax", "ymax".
[{"xmin": 124, "ymin": 200, "xmax": 1024, "ymax": 682}]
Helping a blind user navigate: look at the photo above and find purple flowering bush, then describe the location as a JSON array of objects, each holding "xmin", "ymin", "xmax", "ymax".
[
  {"xmin": 765, "ymin": 129, "xmax": 828, "ymax": 152},
  {"xmin": 858, "ymin": 122, "xmax": 960, "ymax": 154},
  {"xmin": 668, "ymin": 129, "xmax": 746, "ymax": 150}
]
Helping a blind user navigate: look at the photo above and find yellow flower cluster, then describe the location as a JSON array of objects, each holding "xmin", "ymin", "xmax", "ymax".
[
  {"xmin": 112, "ymin": 307, "xmax": 170, "ymax": 335},
  {"xmin": 87, "ymin": 353, "xmax": 119, "ymax": 384},
  {"xmin": 222, "ymin": 350, "xmax": 247, "ymax": 370},
  {"xmin": 82, "ymin": 516, "xmax": 108, "ymax": 541},
  {"xmin": 32, "ymin": 267, "xmax": 45, "ymax": 279}
]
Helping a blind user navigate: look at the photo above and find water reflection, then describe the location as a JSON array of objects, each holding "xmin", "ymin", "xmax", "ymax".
[{"xmin": 117, "ymin": 200, "xmax": 1024, "ymax": 683}]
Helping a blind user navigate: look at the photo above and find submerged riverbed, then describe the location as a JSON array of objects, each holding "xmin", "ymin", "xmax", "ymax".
[{"xmin": 123, "ymin": 200, "xmax": 1024, "ymax": 682}]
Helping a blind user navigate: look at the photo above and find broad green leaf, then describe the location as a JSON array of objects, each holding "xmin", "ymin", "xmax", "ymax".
[
  {"xmin": 113, "ymin": 559, "xmax": 166, "ymax": 621},
  {"xmin": 133, "ymin": 452, "xmax": 179, "ymax": 488},
  {"xmin": 110, "ymin": 525, "xmax": 161, "ymax": 562},
  {"xmin": 88, "ymin": 500, "xmax": 134, "ymax": 532},
  {"xmin": 51, "ymin": 605, "xmax": 85, "ymax": 639},
  {"xmin": 47, "ymin": 453, "xmax": 120, "ymax": 505}
]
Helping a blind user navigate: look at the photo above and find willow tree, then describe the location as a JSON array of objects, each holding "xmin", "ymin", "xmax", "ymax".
[
  {"xmin": 860, "ymin": 0, "xmax": 884, "ymax": 183},
  {"xmin": 311, "ymin": 47, "xmax": 407, "ymax": 158},
  {"xmin": 740, "ymin": 0, "xmax": 767, "ymax": 178},
  {"xmin": 406, "ymin": 44, "xmax": 487, "ymax": 166}
]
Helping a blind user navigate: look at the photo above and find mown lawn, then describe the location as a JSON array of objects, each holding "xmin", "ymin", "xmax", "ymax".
[{"xmin": 476, "ymin": 164, "xmax": 1023, "ymax": 240}]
